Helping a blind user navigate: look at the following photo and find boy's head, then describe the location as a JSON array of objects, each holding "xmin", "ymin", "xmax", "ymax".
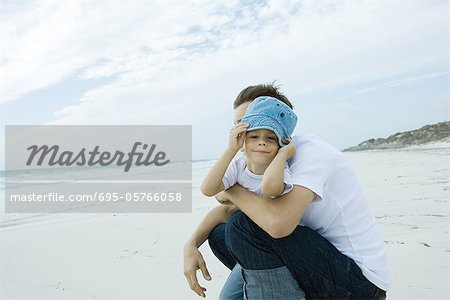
[{"xmin": 241, "ymin": 96, "xmax": 298, "ymax": 147}]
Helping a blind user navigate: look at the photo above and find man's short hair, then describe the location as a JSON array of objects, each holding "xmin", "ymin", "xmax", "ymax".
[{"xmin": 233, "ymin": 82, "xmax": 293, "ymax": 109}]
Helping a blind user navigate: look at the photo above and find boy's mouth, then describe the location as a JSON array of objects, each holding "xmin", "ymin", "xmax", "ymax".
[{"xmin": 252, "ymin": 150, "xmax": 271, "ymax": 154}]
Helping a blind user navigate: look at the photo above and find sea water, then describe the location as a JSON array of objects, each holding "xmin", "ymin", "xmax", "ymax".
[{"xmin": 0, "ymin": 159, "xmax": 216, "ymax": 226}]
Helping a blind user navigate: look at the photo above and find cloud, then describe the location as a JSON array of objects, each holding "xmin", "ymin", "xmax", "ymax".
[
  {"xmin": 353, "ymin": 72, "xmax": 449, "ymax": 95},
  {"xmin": 0, "ymin": 0, "xmax": 448, "ymax": 164}
]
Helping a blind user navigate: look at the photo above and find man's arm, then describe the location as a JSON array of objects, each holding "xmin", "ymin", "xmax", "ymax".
[
  {"xmin": 184, "ymin": 204, "xmax": 238, "ymax": 297},
  {"xmin": 224, "ymin": 184, "xmax": 314, "ymax": 238},
  {"xmin": 185, "ymin": 204, "xmax": 238, "ymax": 248}
]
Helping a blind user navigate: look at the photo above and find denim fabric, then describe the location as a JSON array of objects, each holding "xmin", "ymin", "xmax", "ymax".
[
  {"xmin": 209, "ymin": 211, "xmax": 386, "ymax": 300},
  {"xmin": 209, "ymin": 222, "xmax": 304, "ymax": 300},
  {"xmin": 208, "ymin": 222, "xmax": 237, "ymax": 271},
  {"xmin": 241, "ymin": 265, "xmax": 305, "ymax": 300},
  {"xmin": 219, "ymin": 264, "xmax": 244, "ymax": 300},
  {"xmin": 218, "ymin": 264, "xmax": 305, "ymax": 300}
]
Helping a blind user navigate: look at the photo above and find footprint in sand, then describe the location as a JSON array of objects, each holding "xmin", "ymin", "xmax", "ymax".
[
  {"xmin": 50, "ymin": 280, "xmax": 65, "ymax": 291},
  {"xmin": 112, "ymin": 249, "xmax": 140, "ymax": 262},
  {"xmin": 112, "ymin": 248, "xmax": 155, "ymax": 262}
]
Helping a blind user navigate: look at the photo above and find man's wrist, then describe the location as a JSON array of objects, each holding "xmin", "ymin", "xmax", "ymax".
[{"xmin": 184, "ymin": 238, "xmax": 199, "ymax": 249}]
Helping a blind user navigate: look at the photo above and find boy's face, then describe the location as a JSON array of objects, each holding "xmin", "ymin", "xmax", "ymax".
[{"xmin": 243, "ymin": 129, "xmax": 279, "ymax": 166}]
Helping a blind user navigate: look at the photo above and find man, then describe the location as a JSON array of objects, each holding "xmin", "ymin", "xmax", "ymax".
[{"xmin": 184, "ymin": 83, "xmax": 390, "ymax": 299}]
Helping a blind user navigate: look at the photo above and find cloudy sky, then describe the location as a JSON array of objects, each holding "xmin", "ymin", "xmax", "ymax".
[{"xmin": 0, "ymin": 0, "xmax": 448, "ymax": 167}]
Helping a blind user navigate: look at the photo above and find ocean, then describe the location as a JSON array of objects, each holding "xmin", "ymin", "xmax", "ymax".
[{"xmin": 0, "ymin": 159, "xmax": 216, "ymax": 226}]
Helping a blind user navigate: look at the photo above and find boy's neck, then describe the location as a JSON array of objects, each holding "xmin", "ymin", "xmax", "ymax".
[{"xmin": 245, "ymin": 160, "xmax": 270, "ymax": 175}]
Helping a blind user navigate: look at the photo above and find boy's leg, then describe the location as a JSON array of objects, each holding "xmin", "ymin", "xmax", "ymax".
[
  {"xmin": 219, "ymin": 264, "xmax": 245, "ymax": 300},
  {"xmin": 225, "ymin": 211, "xmax": 382, "ymax": 300}
]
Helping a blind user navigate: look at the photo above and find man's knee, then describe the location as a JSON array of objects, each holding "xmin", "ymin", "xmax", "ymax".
[
  {"xmin": 208, "ymin": 223, "xmax": 226, "ymax": 252},
  {"xmin": 225, "ymin": 211, "xmax": 252, "ymax": 238},
  {"xmin": 225, "ymin": 211, "xmax": 260, "ymax": 252}
]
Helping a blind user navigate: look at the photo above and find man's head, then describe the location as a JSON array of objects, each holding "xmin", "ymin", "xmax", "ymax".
[
  {"xmin": 233, "ymin": 83, "xmax": 293, "ymax": 125},
  {"xmin": 233, "ymin": 83, "xmax": 293, "ymax": 110}
]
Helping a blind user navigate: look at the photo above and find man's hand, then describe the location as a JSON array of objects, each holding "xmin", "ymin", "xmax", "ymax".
[
  {"xmin": 277, "ymin": 138, "xmax": 296, "ymax": 160},
  {"xmin": 183, "ymin": 243, "xmax": 212, "ymax": 298}
]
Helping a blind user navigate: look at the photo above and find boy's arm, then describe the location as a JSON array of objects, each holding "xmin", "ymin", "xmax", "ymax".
[
  {"xmin": 262, "ymin": 139, "xmax": 296, "ymax": 197},
  {"xmin": 200, "ymin": 149, "xmax": 235, "ymax": 197},
  {"xmin": 261, "ymin": 153, "xmax": 287, "ymax": 197},
  {"xmin": 200, "ymin": 123, "xmax": 249, "ymax": 197}
]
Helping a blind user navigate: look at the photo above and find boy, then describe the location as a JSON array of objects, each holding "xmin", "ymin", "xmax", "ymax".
[{"xmin": 200, "ymin": 96, "xmax": 297, "ymax": 199}]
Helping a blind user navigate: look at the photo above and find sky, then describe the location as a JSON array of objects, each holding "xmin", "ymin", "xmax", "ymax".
[{"xmin": 0, "ymin": 0, "xmax": 448, "ymax": 168}]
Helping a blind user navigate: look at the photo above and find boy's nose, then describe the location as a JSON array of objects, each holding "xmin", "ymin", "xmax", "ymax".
[{"xmin": 258, "ymin": 139, "xmax": 266, "ymax": 146}]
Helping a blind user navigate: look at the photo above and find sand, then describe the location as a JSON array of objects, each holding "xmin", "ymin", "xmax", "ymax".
[{"xmin": 1, "ymin": 143, "xmax": 449, "ymax": 299}]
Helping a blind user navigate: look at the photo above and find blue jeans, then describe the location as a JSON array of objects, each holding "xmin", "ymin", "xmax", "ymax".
[{"xmin": 208, "ymin": 210, "xmax": 386, "ymax": 300}]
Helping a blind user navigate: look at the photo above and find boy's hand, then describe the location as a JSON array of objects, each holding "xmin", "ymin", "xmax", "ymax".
[
  {"xmin": 277, "ymin": 138, "xmax": 296, "ymax": 159},
  {"xmin": 228, "ymin": 123, "xmax": 249, "ymax": 153},
  {"xmin": 215, "ymin": 191, "xmax": 233, "ymax": 205}
]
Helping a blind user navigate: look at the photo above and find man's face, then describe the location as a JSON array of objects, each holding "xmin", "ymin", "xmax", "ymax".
[{"xmin": 234, "ymin": 102, "xmax": 251, "ymax": 125}]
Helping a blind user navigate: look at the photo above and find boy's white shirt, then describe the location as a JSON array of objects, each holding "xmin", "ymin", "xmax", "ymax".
[
  {"xmin": 222, "ymin": 155, "xmax": 293, "ymax": 198},
  {"xmin": 288, "ymin": 133, "xmax": 391, "ymax": 291}
]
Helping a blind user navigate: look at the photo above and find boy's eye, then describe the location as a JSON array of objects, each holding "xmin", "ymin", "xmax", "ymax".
[
  {"xmin": 250, "ymin": 135, "xmax": 258, "ymax": 139},
  {"xmin": 268, "ymin": 136, "xmax": 276, "ymax": 140}
]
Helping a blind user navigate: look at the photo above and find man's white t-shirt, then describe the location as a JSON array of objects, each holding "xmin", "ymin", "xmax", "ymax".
[
  {"xmin": 289, "ymin": 134, "xmax": 391, "ymax": 291},
  {"xmin": 222, "ymin": 156, "xmax": 293, "ymax": 197}
]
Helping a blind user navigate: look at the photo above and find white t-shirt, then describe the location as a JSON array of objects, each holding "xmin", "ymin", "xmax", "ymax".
[
  {"xmin": 288, "ymin": 134, "xmax": 390, "ymax": 291},
  {"xmin": 223, "ymin": 156, "xmax": 293, "ymax": 197}
]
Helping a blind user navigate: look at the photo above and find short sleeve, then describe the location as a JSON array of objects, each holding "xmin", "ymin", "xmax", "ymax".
[
  {"xmin": 288, "ymin": 139, "xmax": 332, "ymax": 200},
  {"xmin": 281, "ymin": 165, "xmax": 294, "ymax": 195},
  {"xmin": 222, "ymin": 157, "xmax": 241, "ymax": 190}
]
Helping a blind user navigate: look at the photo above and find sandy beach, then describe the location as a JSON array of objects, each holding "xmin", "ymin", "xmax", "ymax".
[{"xmin": 1, "ymin": 143, "xmax": 449, "ymax": 300}]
